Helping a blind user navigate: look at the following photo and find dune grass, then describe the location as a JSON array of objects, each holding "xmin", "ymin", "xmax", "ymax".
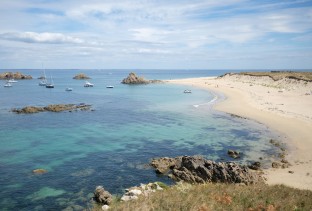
[
  {"xmin": 93, "ymin": 182, "xmax": 312, "ymax": 211},
  {"xmin": 239, "ymin": 71, "xmax": 312, "ymax": 82}
]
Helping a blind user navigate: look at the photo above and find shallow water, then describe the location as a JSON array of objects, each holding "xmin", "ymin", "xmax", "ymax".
[{"xmin": 0, "ymin": 69, "xmax": 279, "ymax": 210}]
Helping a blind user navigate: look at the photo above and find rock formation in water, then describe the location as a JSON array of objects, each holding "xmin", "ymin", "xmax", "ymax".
[
  {"xmin": 121, "ymin": 72, "xmax": 162, "ymax": 84},
  {"xmin": 73, "ymin": 73, "xmax": 91, "ymax": 80},
  {"xmin": 151, "ymin": 156, "xmax": 263, "ymax": 185},
  {"xmin": 0, "ymin": 72, "xmax": 32, "ymax": 79},
  {"xmin": 93, "ymin": 186, "xmax": 113, "ymax": 205},
  {"xmin": 11, "ymin": 104, "xmax": 92, "ymax": 114}
]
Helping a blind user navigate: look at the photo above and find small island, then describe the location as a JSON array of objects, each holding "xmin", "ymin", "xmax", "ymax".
[
  {"xmin": 121, "ymin": 72, "xmax": 162, "ymax": 84},
  {"xmin": 12, "ymin": 104, "xmax": 92, "ymax": 114},
  {"xmin": 0, "ymin": 72, "xmax": 32, "ymax": 80},
  {"xmin": 73, "ymin": 73, "xmax": 91, "ymax": 80}
]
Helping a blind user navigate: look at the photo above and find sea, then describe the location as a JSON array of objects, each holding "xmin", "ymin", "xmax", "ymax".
[{"xmin": 0, "ymin": 69, "xmax": 281, "ymax": 210}]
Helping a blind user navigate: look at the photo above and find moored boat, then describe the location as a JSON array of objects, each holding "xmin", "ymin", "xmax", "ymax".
[
  {"xmin": 84, "ymin": 81, "xmax": 94, "ymax": 87},
  {"xmin": 8, "ymin": 79, "xmax": 18, "ymax": 83},
  {"xmin": 4, "ymin": 82, "xmax": 12, "ymax": 87}
]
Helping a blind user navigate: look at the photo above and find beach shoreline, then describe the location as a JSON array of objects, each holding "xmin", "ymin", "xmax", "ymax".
[{"xmin": 168, "ymin": 75, "xmax": 312, "ymax": 190}]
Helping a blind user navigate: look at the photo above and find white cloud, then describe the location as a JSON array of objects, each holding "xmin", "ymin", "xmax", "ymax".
[{"xmin": 0, "ymin": 32, "xmax": 84, "ymax": 44}]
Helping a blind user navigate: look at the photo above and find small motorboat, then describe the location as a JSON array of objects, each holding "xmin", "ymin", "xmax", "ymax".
[
  {"xmin": 4, "ymin": 82, "xmax": 12, "ymax": 87},
  {"xmin": 106, "ymin": 85, "xmax": 114, "ymax": 88},
  {"xmin": 84, "ymin": 81, "xmax": 94, "ymax": 87},
  {"xmin": 65, "ymin": 87, "xmax": 73, "ymax": 91},
  {"xmin": 183, "ymin": 90, "xmax": 192, "ymax": 93}
]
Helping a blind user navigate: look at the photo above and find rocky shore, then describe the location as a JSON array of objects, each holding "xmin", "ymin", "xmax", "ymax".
[
  {"xmin": 121, "ymin": 72, "xmax": 162, "ymax": 84},
  {"xmin": 11, "ymin": 103, "xmax": 92, "ymax": 114},
  {"xmin": 0, "ymin": 72, "xmax": 32, "ymax": 80},
  {"xmin": 150, "ymin": 156, "xmax": 263, "ymax": 185}
]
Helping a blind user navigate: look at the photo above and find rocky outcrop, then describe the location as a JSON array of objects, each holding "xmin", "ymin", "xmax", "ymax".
[
  {"xmin": 121, "ymin": 72, "xmax": 162, "ymax": 84},
  {"xmin": 0, "ymin": 72, "xmax": 32, "ymax": 80},
  {"xmin": 12, "ymin": 103, "xmax": 92, "ymax": 114},
  {"xmin": 151, "ymin": 156, "xmax": 263, "ymax": 185},
  {"xmin": 73, "ymin": 73, "xmax": 91, "ymax": 80},
  {"xmin": 94, "ymin": 186, "xmax": 113, "ymax": 205},
  {"xmin": 150, "ymin": 157, "xmax": 182, "ymax": 174}
]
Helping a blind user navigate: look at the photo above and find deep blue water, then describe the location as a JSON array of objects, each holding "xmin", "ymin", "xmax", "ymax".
[{"xmin": 0, "ymin": 69, "xmax": 280, "ymax": 210}]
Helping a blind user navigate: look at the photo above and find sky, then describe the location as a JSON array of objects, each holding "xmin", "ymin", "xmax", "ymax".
[{"xmin": 0, "ymin": 0, "xmax": 312, "ymax": 70}]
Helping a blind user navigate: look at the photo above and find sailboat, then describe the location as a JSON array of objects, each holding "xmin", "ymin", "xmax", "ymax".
[
  {"xmin": 46, "ymin": 75, "xmax": 54, "ymax": 88},
  {"xmin": 39, "ymin": 68, "xmax": 47, "ymax": 86}
]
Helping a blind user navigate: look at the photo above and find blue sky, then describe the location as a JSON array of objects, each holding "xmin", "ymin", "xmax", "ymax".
[{"xmin": 0, "ymin": 0, "xmax": 311, "ymax": 69}]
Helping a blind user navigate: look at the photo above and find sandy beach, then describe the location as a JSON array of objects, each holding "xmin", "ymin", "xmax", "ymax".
[{"xmin": 168, "ymin": 74, "xmax": 312, "ymax": 190}]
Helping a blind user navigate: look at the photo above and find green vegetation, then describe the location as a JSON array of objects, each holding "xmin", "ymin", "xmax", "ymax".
[
  {"xmin": 98, "ymin": 183, "xmax": 312, "ymax": 211},
  {"xmin": 239, "ymin": 71, "xmax": 312, "ymax": 82}
]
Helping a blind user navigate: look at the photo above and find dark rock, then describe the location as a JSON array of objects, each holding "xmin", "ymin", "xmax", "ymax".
[
  {"xmin": 93, "ymin": 186, "xmax": 112, "ymax": 205},
  {"xmin": 288, "ymin": 171, "xmax": 294, "ymax": 174},
  {"xmin": 0, "ymin": 72, "xmax": 32, "ymax": 80},
  {"xmin": 151, "ymin": 156, "xmax": 263, "ymax": 185},
  {"xmin": 272, "ymin": 162, "xmax": 281, "ymax": 168},
  {"xmin": 227, "ymin": 150, "xmax": 240, "ymax": 159},
  {"xmin": 248, "ymin": 162, "xmax": 261, "ymax": 170},
  {"xmin": 73, "ymin": 73, "xmax": 91, "ymax": 80}
]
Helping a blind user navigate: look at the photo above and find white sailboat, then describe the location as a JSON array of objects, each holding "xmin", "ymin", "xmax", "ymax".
[
  {"xmin": 39, "ymin": 68, "xmax": 47, "ymax": 86},
  {"xmin": 4, "ymin": 81, "xmax": 12, "ymax": 87},
  {"xmin": 46, "ymin": 75, "xmax": 54, "ymax": 88},
  {"xmin": 8, "ymin": 78, "xmax": 18, "ymax": 83}
]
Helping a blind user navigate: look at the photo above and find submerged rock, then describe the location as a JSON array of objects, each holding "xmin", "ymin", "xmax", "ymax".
[
  {"xmin": 73, "ymin": 73, "xmax": 91, "ymax": 80},
  {"xmin": 32, "ymin": 169, "xmax": 48, "ymax": 174},
  {"xmin": 94, "ymin": 186, "xmax": 112, "ymax": 205},
  {"xmin": 12, "ymin": 104, "xmax": 92, "ymax": 114},
  {"xmin": 151, "ymin": 156, "xmax": 263, "ymax": 185},
  {"xmin": 227, "ymin": 150, "xmax": 240, "ymax": 159}
]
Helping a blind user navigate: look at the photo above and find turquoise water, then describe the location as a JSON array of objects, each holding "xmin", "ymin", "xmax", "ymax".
[{"xmin": 0, "ymin": 69, "xmax": 279, "ymax": 210}]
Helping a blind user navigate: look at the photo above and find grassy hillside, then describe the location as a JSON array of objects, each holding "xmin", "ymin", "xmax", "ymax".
[{"xmin": 94, "ymin": 182, "xmax": 312, "ymax": 211}]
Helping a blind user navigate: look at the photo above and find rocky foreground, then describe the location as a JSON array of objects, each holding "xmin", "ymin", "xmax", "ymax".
[
  {"xmin": 0, "ymin": 72, "xmax": 32, "ymax": 79},
  {"xmin": 12, "ymin": 103, "xmax": 92, "ymax": 114},
  {"xmin": 150, "ymin": 156, "xmax": 263, "ymax": 185},
  {"xmin": 121, "ymin": 72, "xmax": 162, "ymax": 84}
]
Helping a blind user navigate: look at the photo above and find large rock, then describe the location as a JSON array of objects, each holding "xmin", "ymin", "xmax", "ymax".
[
  {"xmin": 0, "ymin": 72, "xmax": 32, "ymax": 80},
  {"xmin": 121, "ymin": 72, "xmax": 149, "ymax": 84},
  {"xmin": 73, "ymin": 73, "xmax": 91, "ymax": 80},
  {"xmin": 151, "ymin": 156, "xmax": 263, "ymax": 185},
  {"xmin": 121, "ymin": 72, "xmax": 162, "ymax": 84},
  {"xmin": 94, "ymin": 186, "xmax": 112, "ymax": 205}
]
